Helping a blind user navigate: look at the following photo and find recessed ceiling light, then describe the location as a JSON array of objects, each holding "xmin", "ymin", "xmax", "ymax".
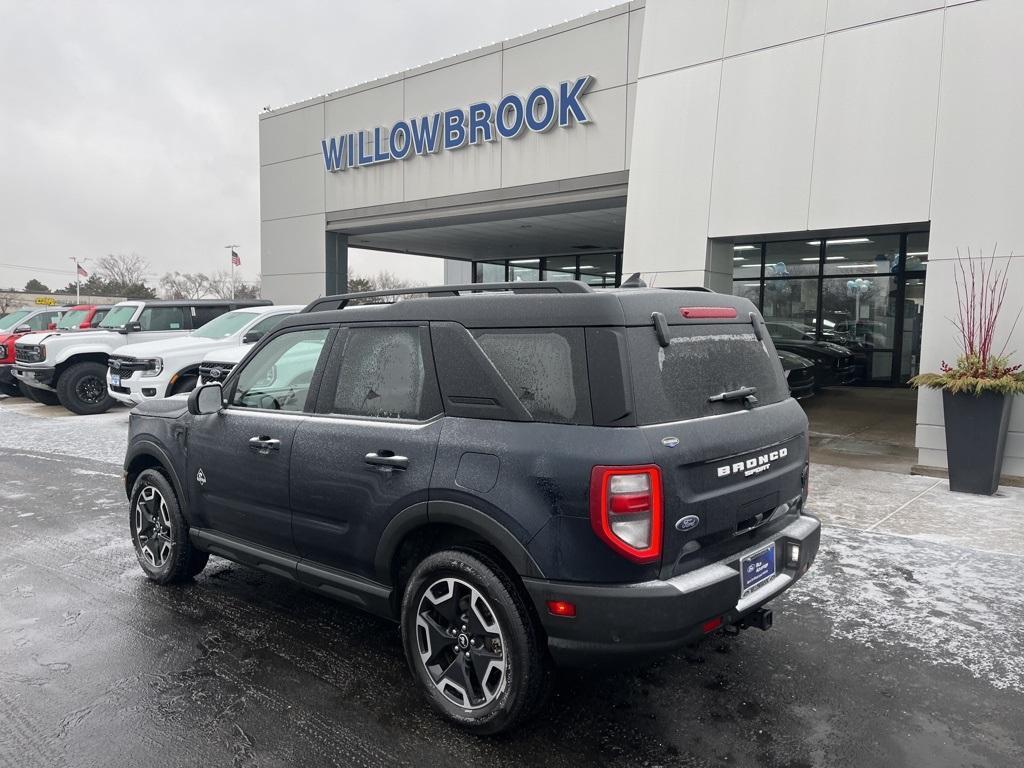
[
  {"xmin": 834, "ymin": 263, "xmax": 876, "ymax": 269},
  {"xmin": 733, "ymin": 256, "xmax": 745, "ymax": 261},
  {"xmin": 733, "ymin": 245, "xmax": 757, "ymax": 251},
  {"xmin": 907, "ymin": 251, "xmax": 928, "ymax": 257},
  {"xmin": 578, "ymin": 265, "xmax": 595, "ymax": 269},
  {"xmin": 509, "ymin": 259, "xmax": 537, "ymax": 264},
  {"xmin": 801, "ymin": 257, "xmax": 819, "ymax": 262}
]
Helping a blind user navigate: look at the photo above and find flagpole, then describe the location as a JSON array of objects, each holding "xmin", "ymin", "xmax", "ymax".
[
  {"xmin": 69, "ymin": 257, "xmax": 81, "ymax": 303},
  {"xmin": 225, "ymin": 244, "xmax": 239, "ymax": 300}
]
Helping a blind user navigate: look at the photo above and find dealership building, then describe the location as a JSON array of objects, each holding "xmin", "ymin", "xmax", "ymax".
[{"xmin": 259, "ymin": 0, "xmax": 1023, "ymax": 480}]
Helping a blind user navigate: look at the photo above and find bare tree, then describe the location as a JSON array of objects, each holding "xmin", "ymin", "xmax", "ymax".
[
  {"xmin": 208, "ymin": 270, "xmax": 261, "ymax": 300},
  {"xmin": 160, "ymin": 272, "xmax": 211, "ymax": 299},
  {"xmin": 96, "ymin": 254, "xmax": 149, "ymax": 286},
  {"xmin": 371, "ymin": 269, "xmax": 424, "ymax": 291}
]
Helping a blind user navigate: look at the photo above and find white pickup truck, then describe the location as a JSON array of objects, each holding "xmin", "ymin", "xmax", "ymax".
[
  {"xmin": 106, "ymin": 305, "xmax": 301, "ymax": 407},
  {"xmin": 13, "ymin": 299, "xmax": 269, "ymax": 414}
]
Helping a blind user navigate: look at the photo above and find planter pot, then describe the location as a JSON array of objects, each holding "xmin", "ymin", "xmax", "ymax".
[{"xmin": 942, "ymin": 390, "xmax": 1013, "ymax": 495}]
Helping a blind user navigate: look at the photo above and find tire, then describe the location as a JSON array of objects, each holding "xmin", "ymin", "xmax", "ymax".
[
  {"xmin": 57, "ymin": 361, "xmax": 116, "ymax": 415},
  {"xmin": 18, "ymin": 381, "xmax": 61, "ymax": 405},
  {"xmin": 400, "ymin": 549, "xmax": 550, "ymax": 735},
  {"xmin": 168, "ymin": 374, "xmax": 198, "ymax": 397},
  {"xmin": 129, "ymin": 469, "xmax": 209, "ymax": 584}
]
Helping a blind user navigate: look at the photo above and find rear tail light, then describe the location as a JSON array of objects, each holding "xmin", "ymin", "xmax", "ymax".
[{"xmin": 590, "ymin": 465, "xmax": 663, "ymax": 563}]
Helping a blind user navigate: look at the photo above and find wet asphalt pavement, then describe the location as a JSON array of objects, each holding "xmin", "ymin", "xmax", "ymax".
[{"xmin": 1, "ymin": 406, "xmax": 1023, "ymax": 767}]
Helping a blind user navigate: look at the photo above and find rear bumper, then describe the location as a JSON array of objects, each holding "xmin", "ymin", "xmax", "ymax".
[
  {"xmin": 12, "ymin": 365, "xmax": 56, "ymax": 390},
  {"xmin": 523, "ymin": 514, "xmax": 820, "ymax": 667}
]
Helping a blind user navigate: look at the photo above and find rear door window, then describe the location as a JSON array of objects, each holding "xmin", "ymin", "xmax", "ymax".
[
  {"xmin": 627, "ymin": 324, "xmax": 788, "ymax": 424},
  {"xmin": 138, "ymin": 307, "xmax": 186, "ymax": 331},
  {"xmin": 329, "ymin": 326, "xmax": 440, "ymax": 421},
  {"xmin": 471, "ymin": 328, "xmax": 590, "ymax": 424}
]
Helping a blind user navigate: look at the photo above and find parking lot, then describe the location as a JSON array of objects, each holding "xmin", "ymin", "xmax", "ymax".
[{"xmin": 1, "ymin": 397, "xmax": 1023, "ymax": 768}]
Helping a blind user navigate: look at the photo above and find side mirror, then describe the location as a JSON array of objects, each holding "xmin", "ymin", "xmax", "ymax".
[
  {"xmin": 120, "ymin": 321, "xmax": 142, "ymax": 334},
  {"xmin": 242, "ymin": 330, "xmax": 264, "ymax": 344},
  {"xmin": 14, "ymin": 325, "xmax": 31, "ymax": 334},
  {"xmin": 188, "ymin": 383, "xmax": 224, "ymax": 415}
]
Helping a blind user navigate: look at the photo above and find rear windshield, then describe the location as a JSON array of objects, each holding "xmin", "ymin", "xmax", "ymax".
[{"xmin": 627, "ymin": 324, "xmax": 788, "ymax": 424}]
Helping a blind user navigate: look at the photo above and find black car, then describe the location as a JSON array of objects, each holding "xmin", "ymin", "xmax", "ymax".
[
  {"xmin": 764, "ymin": 321, "xmax": 858, "ymax": 387},
  {"xmin": 779, "ymin": 350, "xmax": 816, "ymax": 399},
  {"xmin": 122, "ymin": 282, "xmax": 820, "ymax": 734}
]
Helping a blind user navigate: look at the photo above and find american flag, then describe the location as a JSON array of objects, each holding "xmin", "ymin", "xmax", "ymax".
[
  {"xmin": 77, "ymin": 263, "xmax": 88, "ymax": 278},
  {"xmin": 231, "ymin": 250, "xmax": 241, "ymax": 267}
]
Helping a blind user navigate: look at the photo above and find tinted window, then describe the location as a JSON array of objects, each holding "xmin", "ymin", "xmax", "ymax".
[
  {"xmin": 232, "ymin": 329, "xmax": 329, "ymax": 412},
  {"xmin": 138, "ymin": 307, "xmax": 186, "ymax": 331},
  {"xmin": 627, "ymin": 324, "xmax": 789, "ymax": 424},
  {"xmin": 27, "ymin": 312, "xmax": 59, "ymax": 331},
  {"xmin": 472, "ymin": 328, "xmax": 588, "ymax": 424},
  {"xmin": 92, "ymin": 309, "xmax": 109, "ymax": 325},
  {"xmin": 331, "ymin": 327, "xmax": 435, "ymax": 420},
  {"xmin": 192, "ymin": 306, "xmax": 226, "ymax": 327}
]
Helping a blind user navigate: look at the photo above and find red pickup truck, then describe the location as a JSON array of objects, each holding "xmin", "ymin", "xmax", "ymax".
[{"xmin": 0, "ymin": 304, "xmax": 110, "ymax": 399}]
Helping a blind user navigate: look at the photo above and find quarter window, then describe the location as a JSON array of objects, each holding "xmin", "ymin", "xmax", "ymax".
[
  {"xmin": 330, "ymin": 327, "xmax": 437, "ymax": 420},
  {"xmin": 231, "ymin": 328, "xmax": 330, "ymax": 412}
]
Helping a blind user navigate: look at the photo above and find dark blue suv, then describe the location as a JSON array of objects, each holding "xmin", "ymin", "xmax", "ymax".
[{"xmin": 123, "ymin": 281, "xmax": 820, "ymax": 734}]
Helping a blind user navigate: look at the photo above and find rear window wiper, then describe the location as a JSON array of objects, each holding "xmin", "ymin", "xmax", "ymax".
[{"xmin": 709, "ymin": 386, "xmax": 759, "ymax": 408}]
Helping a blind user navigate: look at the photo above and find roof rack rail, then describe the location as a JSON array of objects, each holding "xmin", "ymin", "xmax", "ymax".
[{"xmin": 302, "ymin": 281, "xmax": 593, "ymax": 313}]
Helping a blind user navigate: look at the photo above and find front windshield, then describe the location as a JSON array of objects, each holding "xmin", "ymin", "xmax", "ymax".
[
  {"xmin": 0, "ymin": 310, "xmax": 32, "ymax": 331},
  {"xmin": 191, "ymin": 310, "xmax": 256, "ymax": 340},
  {"xmin": 57, "ymin": 309, "xmax": 90, "ymax": 329},
  {"xmin": 99, "ymin": 305, "xmax": 139, "ymax": 328}
]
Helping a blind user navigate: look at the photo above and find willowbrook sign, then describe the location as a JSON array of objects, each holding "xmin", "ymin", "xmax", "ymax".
[{"xmin": 320, "ymin": 75, "xmax": 593, "ymax": 172}]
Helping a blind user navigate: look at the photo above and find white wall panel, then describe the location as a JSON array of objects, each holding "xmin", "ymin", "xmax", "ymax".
[
  {"xmin": 260, "ymin": 213, "xmax": 327, "ymax": 278},
  {"xmin": 626, "ymin": 8, "xmax": 645, "ymax": 83},
  {"xmin": 403, "ymin": 54, "xmax": 503, "ymax": 200},
  {"xmin": 826, "ymin": 0, "xmax": 943, "ymax": 32},
  {"xmin": 324, "ymin": 82, "xmax": 405, "ymax": 210},
  {"xmin": 808, "ymin": 11, "xmax": 943, "ymax": 231},
  {"xmin": 724, "ymin": 0, "xmax": 827, "ymax": 57},
  {"xmin": 622, "ymin": 62, "xmax": 721, "ymax": 275},
  {"xmin": 260, "ymin": 101, "xmax": 324, "ymax": 166},
  {"xmin": 262, "ymin": 272, "xmax": 325, "ymax": 304},
  {"xmin": 502, "ymin": 14, "xmax": 628, "ymax": 96},
  {"xmin": 637, "ymin": 0, "xmax": 727, "ymax": 77},
  {"xmin": 501, "ymin": 86, "xmax": 627, "ymax": 188},
  {"xmin": 709, "ymin": 38, "xmax": 823, "ymax": 237},
  {"xmin": 625, "ymin": 82, "xmax": 636, "ymax": 168},
  {"xmin": 259, "ymin": 156, "xmax": 325, "ymax": 221}
]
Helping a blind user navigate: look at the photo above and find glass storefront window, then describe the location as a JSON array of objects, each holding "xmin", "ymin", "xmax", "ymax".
[
  {"xmin": 509, "ymin": 259, "xmax": 541, "ymax": 282},
  {"xmin": 762, "ymin": 279, "xmax": 820, "ymax": 337},
  {"xmin": 822, "ymin": 275, "xmax": 898, "ymax": 382},
  {"xmin": 765, "ymin": 240, "xmax": 821, "ymax": 278},
  {"xmin": 544, "ymin": 256, "xmax": 577, "ymax": 282},
  {"xmin": 905, "ymin": 232, "xmax": 929, "ymax": 272},
  {"xmin": 475, "ymin": 261, "xmax": 506, "ymax": 283},
  {"xmin": 732, "ymin": 280, "xmax": 761, "ymax": 307},
  {"xmin": 901, "ymin": 277, "xmax": 926, "ymax": 378},
  {"xmin": 579, "ymin": 253, "xmax": 618, "ymax": 286},
  {"xmin": 821, "ymin": 234, "xmax": 900, "ymax": 276},
  {"xmin": 732, "ymin": 244, "xmax": 762, "ymax": 279}
]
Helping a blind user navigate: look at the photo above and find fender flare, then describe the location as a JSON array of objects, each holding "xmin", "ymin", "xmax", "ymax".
[
  {"xmin": 123, "ymin": 439, "xmax": 186, "ymax": 507},
  {"xmin": 374, "ymin": 500, "xmax": 544, "ymax": 584}
]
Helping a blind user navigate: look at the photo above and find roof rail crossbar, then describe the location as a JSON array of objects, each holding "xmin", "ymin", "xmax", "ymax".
[{"xmin": 302, "ymin": 281, "xmax": 593, "ymax": 313}]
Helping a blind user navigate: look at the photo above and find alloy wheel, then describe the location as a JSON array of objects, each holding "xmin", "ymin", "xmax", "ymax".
[
  {"xmin": 415, "ymin": 577, "xmax": 507, "ymax": 710},
  {"xmin": 134, "ymin": 486, "xmax": 173, "ymax": 568},
  {"xmin": 76, "ymin": 375, "xmax": 106, "ymax": 404}
]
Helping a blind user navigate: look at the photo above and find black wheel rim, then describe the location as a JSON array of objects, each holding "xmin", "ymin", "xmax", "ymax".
[
  {"xmin": 76, "ymin": 375, "xmax": 106, "ymax": 404},
  {"xmin": 134, "ymin": 486, "xmax": 173, "ymax": 568},
  {"xmin": 415, "ymin": 577, "xmax": 507, "ymax": 710}
]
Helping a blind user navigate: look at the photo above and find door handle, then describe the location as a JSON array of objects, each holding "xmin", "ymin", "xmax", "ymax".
[
  {"xmin": 364, "ymin": 452, "xmax": 409, "ymax": 471},
  {"xmin": 248, "ymin": 436, "xmax": 281, "ymax": 454}
]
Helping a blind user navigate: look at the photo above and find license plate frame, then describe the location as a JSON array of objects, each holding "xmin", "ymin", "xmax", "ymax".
[{"xmin": 740, "ymin": 542, "xmax": 776, "ymax": 596}]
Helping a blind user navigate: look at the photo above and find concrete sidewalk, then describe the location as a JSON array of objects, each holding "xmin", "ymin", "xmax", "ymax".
[{"xmin": 808, "ymin": 463, "xmax": 1024, "ymax": 557}]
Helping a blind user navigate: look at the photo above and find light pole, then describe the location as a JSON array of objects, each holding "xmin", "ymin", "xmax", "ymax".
[
  {"xmin": 225, "ymin": 245, "xmax": 239, "ymax": 300},
  {"xmin": 68, "ymin": 257, "xmax": 88, "ymax": 303}
]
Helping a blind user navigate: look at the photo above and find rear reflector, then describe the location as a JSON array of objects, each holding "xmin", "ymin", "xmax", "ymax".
[
  {"xmin": 681, "ymin": 307, "xmax": 738, "ymax": 319},
  {"xmin": 546, "ymin": 600, "xmax": 577, "ymax": 617},
  {"xmin": 702, "ymin": 616, "xmax": 724, "ymax": 634}
]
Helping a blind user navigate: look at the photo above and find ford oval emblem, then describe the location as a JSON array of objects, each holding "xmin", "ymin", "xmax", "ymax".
[
  {"xmin": 661, "ymin": 436, "xmax": 680, "ymax": 448},
  {"xmin": 675, "ymin": 515, "xmax": 700, "ymax": 532}
]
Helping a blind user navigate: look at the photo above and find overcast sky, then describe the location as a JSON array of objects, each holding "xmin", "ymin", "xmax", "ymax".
[{"xmin": 0, "ymin": 0, "xmax": 618, "ymax": 293}]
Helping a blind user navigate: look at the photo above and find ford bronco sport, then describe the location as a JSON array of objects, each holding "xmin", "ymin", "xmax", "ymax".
[{"xmin": 122, "ymin": 281, "xmax": 819, "ymax": 734}]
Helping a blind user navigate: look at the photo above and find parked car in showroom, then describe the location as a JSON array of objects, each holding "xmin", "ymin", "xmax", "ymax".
[
  {"xmin": 778, "ymin": 349, "xmax": 816, "ymax": 400},
  {"xmin": 764, "ymin": 321, "xmax": 857, "ymax": 387},
  {"xmin": 0, "ymin": 305, "xmax": 69, "ymax": 399},
  {"xmin": 122, "ymin": 281, "xmax": 819, "ymax": 734},
  {"xmin": 106, "ymin": 305, "xmax": 301, "ymax": 406},
  {"xmin": 14, "ymin": 299, "xmax": 268, "ymax": 414}
]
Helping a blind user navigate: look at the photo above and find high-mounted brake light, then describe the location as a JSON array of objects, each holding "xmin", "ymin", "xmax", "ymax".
[
  {"xmin": 590, "ymin": 465, "xmax": 663, "ymax": 563},
  {"xmin": 681, "ymin": 307, "xmax": 738, "ymax": 319}
]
